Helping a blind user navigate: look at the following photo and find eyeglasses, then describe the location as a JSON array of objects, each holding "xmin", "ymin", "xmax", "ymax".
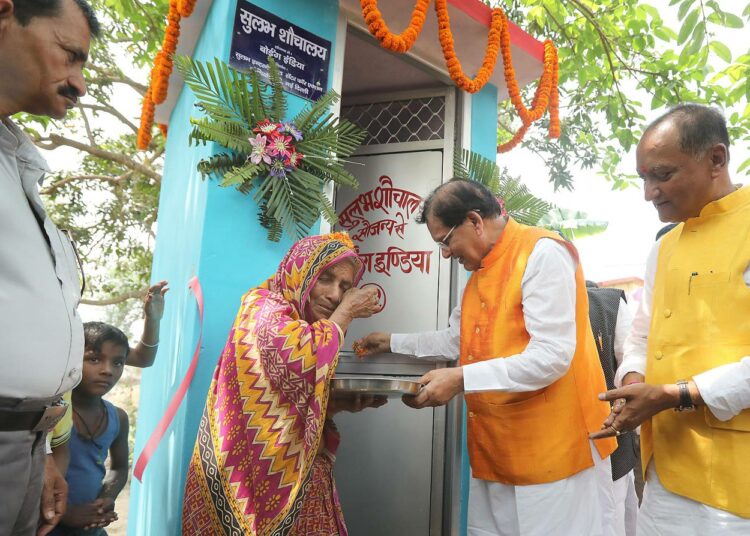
[
  {"xmin": 435, "ymin": 209, "xmax": 483, "ymax": 252},
  {"xmin": 436, "ymin": 224, "xmax": 458, "ymax": 252}
]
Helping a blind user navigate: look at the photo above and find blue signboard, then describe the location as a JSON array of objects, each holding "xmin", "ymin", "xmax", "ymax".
[{"xmin": 229, "ymin": 1, "xmax": 331, "ymax": 102}]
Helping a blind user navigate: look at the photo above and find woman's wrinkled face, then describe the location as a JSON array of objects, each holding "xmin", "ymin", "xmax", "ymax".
[{"xmin": 307, "ymin": 260, "xmax": 356, "ymax": 322}]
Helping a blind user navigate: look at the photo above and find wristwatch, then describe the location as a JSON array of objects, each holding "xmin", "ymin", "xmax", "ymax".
[{"xmin": 675, "ymin": 380, "xmax": 695, "ymax": 412}]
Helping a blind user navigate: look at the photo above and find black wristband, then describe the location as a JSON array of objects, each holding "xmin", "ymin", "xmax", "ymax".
[{"xmin": 675, "ymin": 380, "xmax": 695, "ymax": 412}]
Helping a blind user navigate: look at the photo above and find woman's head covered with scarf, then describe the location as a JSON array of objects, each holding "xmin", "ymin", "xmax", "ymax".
[{"xmin": 263, "ymin": 231, "xmax": 365, "ymax": 323}]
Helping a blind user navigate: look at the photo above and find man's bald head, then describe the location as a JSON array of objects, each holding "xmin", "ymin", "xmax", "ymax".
[{"xmin": 417, "ymin": 178, "xmax": 502, "ymax": 228}]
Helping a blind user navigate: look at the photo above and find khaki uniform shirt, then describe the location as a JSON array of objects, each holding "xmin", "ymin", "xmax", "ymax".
[{"xmin": 0, "ymin": 118, "xmax": 83, "ymax": 399}]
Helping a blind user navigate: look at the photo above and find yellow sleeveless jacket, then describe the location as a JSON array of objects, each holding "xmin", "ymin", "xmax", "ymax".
[{"xmin": 642, "ymin": 185, "xmax": 750, "ymax": 517}]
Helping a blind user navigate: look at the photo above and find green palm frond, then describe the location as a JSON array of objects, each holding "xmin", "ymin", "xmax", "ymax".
[
  {"xmin": 300, "ymin": 116, "xmax": 366, "ymax": 158},
  {"xmin": 453, "ymin": 148, "xmax": 500, "ymax": 192},
  {"xmin": 267, "ymin": 59, "xmax": 286, "ymax": 121},
  {"xmin": 248, "ymin": 69, "xmax": 268, "ymax": 122},
  {"xmin": 196, "ymin": 152, "xmax": 247, "ymax": 178},
  {"xmin": 179, "ymin": 57, "xmax": 365, "ymax": 241},
  {"xmin": 189, "ymin": 117, "xmax": 252, "ymax": 152},
  {"xmin": 291, "ymin": 90, "xmax": 339, "ymax": 131},
  {"xmin": 316, "ymin": 189, "xmax": 338, "ymax": 225},
  {"xmin": 257, "ymin": 201, "xmax": 283, "ymax": 241},
  {"xmin": 499, "ymin": 176, "xmax": 552, "ymax": 226},
  {"xmin": 220, "ymin": 163, "xmax": 261, "ymax": 188},
  {"xmin": 454, "ymin": 148, "xmax": 551, "ymax": 225},
  {"xmin": 175, "ymin": 56, "xmax": 252, "ymax": 124}
]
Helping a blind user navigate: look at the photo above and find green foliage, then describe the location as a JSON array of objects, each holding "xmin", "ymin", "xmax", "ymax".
[
  {"xmin": 176, "ymin": 56, "xmax": 366, "ymax": 241},
  {"xmin": 493, "ymin": 0, "xmax": 750, "ymax": 189},
  {"xmin": 453, "ymin": 148, "xmax": 552, "ymax": 225},
  {"xmin": 454, "ymin": 148, "xmax": 606, "ymax": 236}
]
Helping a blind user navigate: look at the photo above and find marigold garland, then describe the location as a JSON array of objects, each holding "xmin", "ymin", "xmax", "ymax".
[
  {"xmin": 434, "ymin": 0, "xmax": 502, "ymax": 94},
  {"xmin": 137, "ymin": 0, "xmax": 561, "ymax": 153},
  {"xmin": 152, "ymin": 1, "xmax": 181, "ymax": 104},
  {"xmin": 137, "ymin": 0, "xmax": 188, "ymax": 150},
  {"xmin": 361, "ymin": 0, "xmax": 430, "ymax": 53},
  {"xmin": 177, "ymin": 0, "xmax": 196, "ymax": 17},
  {"xmin": 137, "ymin": 87, "xmax": 155, "ymax": 150},
  {"xmin": 360, "ymin": 0, "xmax": 561, "ymax": 152}
]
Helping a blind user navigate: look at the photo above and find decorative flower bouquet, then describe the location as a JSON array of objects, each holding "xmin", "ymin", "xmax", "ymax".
[{"xmin": 174, "ymin": 56, "xmax": 366, "ymax": 241}]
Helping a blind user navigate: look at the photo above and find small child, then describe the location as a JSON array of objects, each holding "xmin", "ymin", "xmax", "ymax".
[{"xmin": 51, "ymin": 322, "xmax": 130, "ymax": 535}]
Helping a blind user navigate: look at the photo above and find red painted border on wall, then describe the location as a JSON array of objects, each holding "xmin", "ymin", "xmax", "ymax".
[{"xmin": 447, "ymin": 0, "xmax": 544, "ymax": 59}]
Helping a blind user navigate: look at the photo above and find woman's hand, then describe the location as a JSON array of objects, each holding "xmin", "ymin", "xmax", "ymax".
[
  {"xmin": 327, "ymin": 393, "xmax": 388, "ymax": 416},
  {"xmin": 340, "ymin": 287, "xmax": 379, "ymax": 319},
  {"xmin": 330, "ymin": 287, "xmax": 379, "ymax": 331}
]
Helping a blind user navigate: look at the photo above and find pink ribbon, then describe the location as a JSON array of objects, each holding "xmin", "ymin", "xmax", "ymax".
[{"xmin": 133, "ymin": 276, "xmax": 204, "ymax": 482}]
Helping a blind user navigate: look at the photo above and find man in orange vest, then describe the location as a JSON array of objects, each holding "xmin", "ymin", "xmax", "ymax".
[
  {"xmin": 357, "ymin": 179, "xmax": 617, "ymax": 535},
  {"xmin": 592, "ymin": 104, "xmax": 750, "ymax": 534}
]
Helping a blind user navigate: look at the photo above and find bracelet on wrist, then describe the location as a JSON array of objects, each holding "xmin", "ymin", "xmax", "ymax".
[
  {"xmin": 140, "ymin": 339, "xmax": 159, "ymax": 348},
  {"xmin": 624, "ymin": 380, "xmax": 643, "ymax": 386}
]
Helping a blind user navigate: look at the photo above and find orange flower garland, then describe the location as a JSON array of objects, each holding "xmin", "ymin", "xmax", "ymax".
[
  {"xmin": 177, "ymin": 0, "xmax": 197, "ymax": 17},
  {"xmin": 137, "ymin": 87, "xmax": 155, "ymax": 150},
  {"xmin": 137, "ymin": 1, "xmax": 561, "ymax": 152},
  {"xmin": 151, "ymin": 1, "xmax": 181, "ymax": 104},
  {"xmin": 434, "ymin": 0, "xmax": 502, "ymax": 94},
  {"xmin": 360, "ymin": 0, "xmax": 561, "ymax": 151},
  {"xmin": 361, "ymin": 0, "xmax": 430, "ymax": 53},
  {"xmin": 549, "ymin": 45, "xmax": 560, "ymax": 138},
  {"xmin": 137, "ymin": 0, "xmax": 188, "ymax": 150}
]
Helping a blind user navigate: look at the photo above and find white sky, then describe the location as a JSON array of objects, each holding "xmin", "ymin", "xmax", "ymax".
[{"xmin": 502, "ymin": 141, "xmax": 749, "ymax": 284}]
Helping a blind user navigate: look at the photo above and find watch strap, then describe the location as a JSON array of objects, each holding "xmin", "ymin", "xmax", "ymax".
[{"xmin": 675, "ymin": 379, "xmax": 695, "ymax": 412}]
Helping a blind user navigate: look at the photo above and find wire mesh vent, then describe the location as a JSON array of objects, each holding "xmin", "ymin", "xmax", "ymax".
[{"xmin": 342, "ymin": 96, "xmax": 446, "ymax": 145}]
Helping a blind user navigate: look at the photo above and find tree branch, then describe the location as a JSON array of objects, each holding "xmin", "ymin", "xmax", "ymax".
[
  {"xmin": 77, "ymin": 104, "xmax": 97, "ymax": 147},
  {"xmin": 79, "ymin": 103, "xmax": 139, "ymax": 134},
  {"xmin": 542, "ymin": 5, "xmax": 575, "ymax": 49},
  {"xmin": 40, "ymin": 171, "xmax": 134, "ymax": 195},
  {"xmin": 33, "ymin": 133, "xmax": 161, "ymax": 182},
  {"xmin": 569, "ymin": 0, "xmax": 632, "ymax": 124},
  {"xmin": 80, "ymin": 287, "xmax": 146, "ymax": 306},
  {"xmin": 86, "ymin": 63, "xmax": 148, "ymax": 95}
]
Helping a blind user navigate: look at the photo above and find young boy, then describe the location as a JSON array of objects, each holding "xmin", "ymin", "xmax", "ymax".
[{"xmin": 50, "ymin": 322, "xmax": 131, "ymax": 535}]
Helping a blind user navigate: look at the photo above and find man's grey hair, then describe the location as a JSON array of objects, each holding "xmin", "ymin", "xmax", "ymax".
[{"xmin": 643, "ymin": 103, "xmax": 730, "ymax": 161}]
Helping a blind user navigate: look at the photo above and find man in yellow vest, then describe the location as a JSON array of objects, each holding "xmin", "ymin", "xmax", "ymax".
[
  {"xmin": 591, "ymin": 104, "xmax": 750, "ymax": 534},
  {"xmin": 356, "ymin": 179, "xmax": 617, "ymax": 535}
]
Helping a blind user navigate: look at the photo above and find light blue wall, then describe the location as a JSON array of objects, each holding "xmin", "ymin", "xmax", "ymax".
[
  {"xmin": 459, "ymin": 82, "xmax": 499, "ymax": 536},
  {"xmin": 471, "ymin": 84, "xmax": 499, "ymax": 161},
  {"xmin": 129, "ymin": 1, "xmax": 340, "ymax": 533}
]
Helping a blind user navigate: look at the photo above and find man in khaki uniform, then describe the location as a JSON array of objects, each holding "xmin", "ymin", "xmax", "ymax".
[{"xmin": 0, "ymin": 1, "xmax": 99, "ymax": 534}]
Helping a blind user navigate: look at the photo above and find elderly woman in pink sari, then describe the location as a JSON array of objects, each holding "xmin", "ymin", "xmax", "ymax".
[{"xmin": 182, "ymin": 233, "xmax": 381, "ymax": 536}]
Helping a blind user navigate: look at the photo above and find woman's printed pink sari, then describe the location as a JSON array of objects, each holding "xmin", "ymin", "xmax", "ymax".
[{"xmin": 182, "ymin": 233, "xmax": 363, "ymax": 536}]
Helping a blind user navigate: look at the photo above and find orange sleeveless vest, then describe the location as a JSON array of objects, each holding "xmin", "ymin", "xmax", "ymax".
[{"xmin": 461, "ymin": 218, "xmax": 616, "ymax": 485}]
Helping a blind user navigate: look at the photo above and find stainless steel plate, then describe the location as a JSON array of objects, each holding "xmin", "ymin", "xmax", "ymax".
[{"xmin": 332, "ymin": 376, "xmax": 422, "ymax": 397}]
